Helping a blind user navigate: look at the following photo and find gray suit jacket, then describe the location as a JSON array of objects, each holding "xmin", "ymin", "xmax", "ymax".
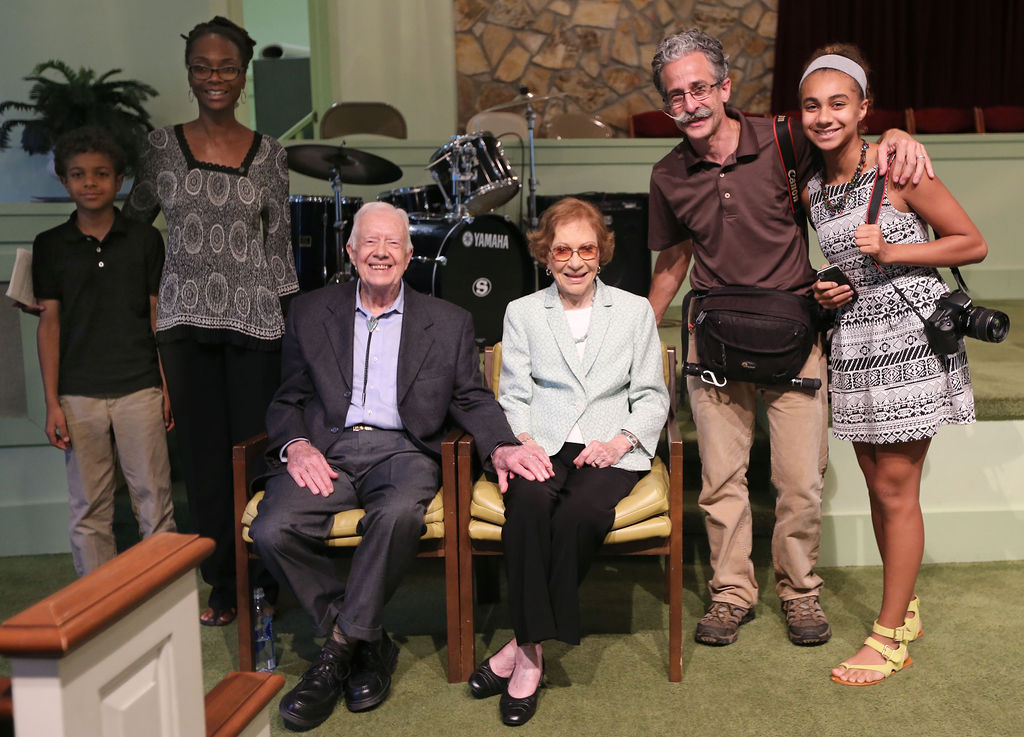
[
  {"xmin": 499, "ymin": 280, "xmax": 669, "ymax": 472},
  {"xmin": 265, "ymin": 281, "xmax": 514, "ymax": 472}
]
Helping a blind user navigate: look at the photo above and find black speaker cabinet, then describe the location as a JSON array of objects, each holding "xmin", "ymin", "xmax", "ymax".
[{"xmin": 535, "ymin": 192, "xmax": 651, "ymax": 296}]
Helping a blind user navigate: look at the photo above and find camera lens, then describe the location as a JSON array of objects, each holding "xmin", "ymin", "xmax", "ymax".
[{"xmin": 966, "ymin": 306, "xmax": 1010, "ymax": 343}]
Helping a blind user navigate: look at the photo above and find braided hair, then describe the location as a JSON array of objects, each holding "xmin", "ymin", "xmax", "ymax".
[{"xmin": 182, "ymin": 16, "xmax": 257, "ymax": 67}]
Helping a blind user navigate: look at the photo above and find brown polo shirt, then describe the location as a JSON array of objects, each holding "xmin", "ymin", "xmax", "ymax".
[{"xmin": 648, "ymin": 107, "xmax": 818, "ymax": 295}]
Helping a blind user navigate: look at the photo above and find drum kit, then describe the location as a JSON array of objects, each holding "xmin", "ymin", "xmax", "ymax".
[{"xmin": 284, "ymin": 92, "xmax": 564, "ymax": 344}]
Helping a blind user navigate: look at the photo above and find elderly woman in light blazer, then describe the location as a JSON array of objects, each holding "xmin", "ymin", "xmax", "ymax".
[{"xmin": 467, "ymin": 197, "xmax": 669, "ymax": 726}]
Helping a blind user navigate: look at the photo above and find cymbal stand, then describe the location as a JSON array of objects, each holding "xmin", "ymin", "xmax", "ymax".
[
  {"xmin": 329, "ymin": 169, "xmax": 352, "ymax": 282},
  {"xmin": 453, "ymin": 137, "xmax": 476, "ymax": 220},
  {"xmin": 524, "ymin": 97, "xmax": 540, "ymax": 290},
  {"xmin": 524, "ymin": 97, "xmax": 539, "ymax": 232}
]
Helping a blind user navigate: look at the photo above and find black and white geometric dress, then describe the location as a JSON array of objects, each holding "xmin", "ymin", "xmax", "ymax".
[{"xmin": 808, "ymin": 168, "xmax": 975, "ymax": 444}]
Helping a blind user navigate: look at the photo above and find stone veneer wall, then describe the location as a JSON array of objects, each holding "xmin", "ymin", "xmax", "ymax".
[{"xmin": 454, "ymin": 0, "xmax": 778, "ymax": 136}]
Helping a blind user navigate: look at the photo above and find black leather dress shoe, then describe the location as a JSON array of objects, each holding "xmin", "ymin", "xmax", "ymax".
[
  {"xmin": 499, "ymin": 686, "xmax": 540, "ymax": 727},
  {"xmin": 279, "ymin": 638, "xmax": 354, "ymax": 731},
  {"xmin": 344, "ymin": 631, "xmax": 399, "ymax": 712},
  {"xmin": 499, "ymin": 660, "xmax": 543, "ymax": 727},
  {"xmin": 467, "ymin": 658, "xmax": 510, "ymax": 699}
]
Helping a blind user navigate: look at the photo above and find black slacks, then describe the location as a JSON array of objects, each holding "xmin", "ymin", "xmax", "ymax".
[
  {"xmin": 502, "ymin": 443, "xmax": 639, "ymax": 645},
  {"xmin": 250, "ymin": 429, "xmax": 439, "ymax": 641},
  {"xmin": 159, "ymin": 339, "xmax": 281, "ymax": 610}
]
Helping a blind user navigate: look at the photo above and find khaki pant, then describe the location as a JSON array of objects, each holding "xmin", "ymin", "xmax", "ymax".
[
  {"xmin": 687, "ymin": 327, "xmax": 829, "ymax": 608},
  {"xmin": 60, "ymin": 388, "xmax": 176, "ymax": 576}
]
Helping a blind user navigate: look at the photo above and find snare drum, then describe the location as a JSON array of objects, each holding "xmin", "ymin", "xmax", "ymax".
[
  {"xmin": 377, "ymin": 184, "xmax": 446, "ymax": 216},
  {"xmin": 427, "ymin": 134, "xmax": 519, "ymax": 215},
  {"xmin": 406, "ymin": 214, "xmax": 531, "ymax": 345},
  {"xmin": 289, "ymin": 195, "xmax": 362, "ymax": 291}
]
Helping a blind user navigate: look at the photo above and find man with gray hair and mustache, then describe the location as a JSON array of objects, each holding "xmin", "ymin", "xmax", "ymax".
[{"xmin": 645, "ymin": 29, "xmax": 932, "ymax": 648}]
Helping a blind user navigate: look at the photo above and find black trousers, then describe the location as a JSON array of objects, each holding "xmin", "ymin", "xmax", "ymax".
[
  {"xmin": 250, "ymin": 429, "xmax": 440, "ymax": 641},
  {"xmin": 159, "ymin": 339, "xmax": 281, "ymax": 610},
  {"xmin": 502, "ymin": 443, "xmax": 639, "ymax": 645}
]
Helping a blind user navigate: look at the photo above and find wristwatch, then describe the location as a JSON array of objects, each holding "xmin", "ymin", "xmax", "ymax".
[{"xmin": 620, "ymin": 429, "xmax": 640, "ymax": 453}]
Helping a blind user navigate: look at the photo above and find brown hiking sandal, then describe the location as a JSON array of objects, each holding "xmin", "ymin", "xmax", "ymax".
[
  {"xmin": 782, "ymin": 595, "xmax": 832, "ymax": 646},
  {"xmin": 694, "ymin": 601, "xmax": 755, "ymax": 646}
]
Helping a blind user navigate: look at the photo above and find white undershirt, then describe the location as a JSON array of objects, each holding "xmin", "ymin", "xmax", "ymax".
[{"xmin": 563, "ymin": 307, "xmax": 592, "ymax": 444}]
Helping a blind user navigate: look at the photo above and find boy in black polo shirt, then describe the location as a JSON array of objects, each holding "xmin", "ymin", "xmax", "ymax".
[{"xmin": 33, "ymin": 127, "xmax": 176, "ymax": 576}]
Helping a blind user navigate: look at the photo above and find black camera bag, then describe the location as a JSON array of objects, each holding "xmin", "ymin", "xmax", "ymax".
[{"xmin": 690, "ymin": 286, "xmax": 816, "ymax": 385}]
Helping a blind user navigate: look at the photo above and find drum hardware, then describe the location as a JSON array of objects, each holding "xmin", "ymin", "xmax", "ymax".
[
  {"xmin": 286, "ymin": 143, "xmax": 403, "ymax": 287},
  {"xmin": 473, "ymin": 89, "xmax": 571, "ymax": 291},
  {"xmin": 426, "ymin": 134, "xmax": 519, "ymax": 217}
]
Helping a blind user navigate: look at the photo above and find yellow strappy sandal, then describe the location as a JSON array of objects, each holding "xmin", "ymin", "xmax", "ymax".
[
  {"xmin": 831, "ymin": 621, "xmax": 913, "ymax": 686},
  {"xmin": 902, "ymin": 595, "xmax": 923, "ymax": 642}
]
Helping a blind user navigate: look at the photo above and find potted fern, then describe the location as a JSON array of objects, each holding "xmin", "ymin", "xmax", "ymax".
[{"xmin": 0, "ymin": 60, "xmax": 158, "ymax": 170}]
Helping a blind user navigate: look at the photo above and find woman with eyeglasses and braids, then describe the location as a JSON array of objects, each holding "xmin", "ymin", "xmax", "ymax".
[
  {"xmin": 123, "ymin": 16, "xmax": 298, "ymax": 627},
  {"xmin": 466, "ymin": 198, "xmax": 668, "ymax": 726}
]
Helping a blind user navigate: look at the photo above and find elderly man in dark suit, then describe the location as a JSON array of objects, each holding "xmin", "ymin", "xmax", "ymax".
[{"xmin": 251, "ymin": 202, "xmax": 552, "ymax": 731}]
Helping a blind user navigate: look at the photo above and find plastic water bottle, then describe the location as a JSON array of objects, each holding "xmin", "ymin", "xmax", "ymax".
[{"xmin": 253, "ymin": 586, "xmax": 276, "ymax": 672}]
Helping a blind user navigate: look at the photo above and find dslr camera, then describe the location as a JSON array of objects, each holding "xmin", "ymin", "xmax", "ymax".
[{"xmin": 924, "ymin": 290, "xmax": 1010, "ymax": 355}]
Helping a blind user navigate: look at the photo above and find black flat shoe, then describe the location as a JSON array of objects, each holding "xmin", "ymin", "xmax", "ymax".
[
  {"xmin": 499, "ymin": 661, "xmax": 543, "ymax": 727},
  {"xmin": 279, "ymin": 638, "xmax": 354, "ymax": 731},
  {"xmin": 499, "ymin": 687, "xmax": 539, "ymax": 727},
  {"xmin": 344, "ymin": 631, "xmax": 399, "ymax": 712},
  {"xmin": 468, "ymin": 658, "xmax": 510, "ymax": 699}
]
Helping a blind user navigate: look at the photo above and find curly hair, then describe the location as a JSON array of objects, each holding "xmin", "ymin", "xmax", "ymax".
[
  {"xmin": 651, "ymin": 29, "xmax": 729, "ymax": 99},
  {"xmin": 183, "ymin": 16, "xmax": 257, "ymax": 67},
  {"xmin": 527, "ymin": 197, "xmax": 615, "ymax": 266},
  {"xmin": 53, "ymin": 126, "xmax": 128, "ymax": 177}
]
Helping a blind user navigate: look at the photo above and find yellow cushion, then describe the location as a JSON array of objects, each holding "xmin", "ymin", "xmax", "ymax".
[
  {"xmin": 242, "ymin": 488, "xmax": 445, "ymax": 546},
  {"xmin": 467, "ymin": 456, "xmax": 672, "ymax": 543}
]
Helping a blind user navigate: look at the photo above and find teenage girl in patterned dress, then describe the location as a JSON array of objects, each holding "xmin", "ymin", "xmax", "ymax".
[
  {"xmin": 125, "ymin": 17, "xmax": 298, "ymax": 626},
  {"xmin": 797, "ymin": 45, "xmax": 987, "ymax": 685}
]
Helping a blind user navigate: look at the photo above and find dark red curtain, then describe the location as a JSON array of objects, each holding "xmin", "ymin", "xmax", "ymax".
[{"xmin": 771, "ymin": 0, "xmax": 1024, "ymax": 113}]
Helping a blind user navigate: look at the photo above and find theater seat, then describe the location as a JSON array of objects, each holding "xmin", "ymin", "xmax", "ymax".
[
  {"xmin": 628, "ymin": 109, "xmax": 683, "ymax": 137},
  {"xmin": 907, "ymin": 107, "xmax": 982, "ymax": 134},
  {"xmin": 980, "ymin": 105, "xmax": 1024, "ymax": 133},
  {"xmin": 863, "ymin": 108, "xmax": 910, "ymax": 134}
]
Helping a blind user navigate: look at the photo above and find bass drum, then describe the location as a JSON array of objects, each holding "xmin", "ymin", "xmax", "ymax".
[{"xmin": 406, "ymin": 215, "xmax": 531, "ymax": 346}]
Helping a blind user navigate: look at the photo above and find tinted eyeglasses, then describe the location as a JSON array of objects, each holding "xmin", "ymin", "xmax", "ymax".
[
  {"xmin": 550, "ymin": 244, "xmax": 599, "ymax": 262},
  {"xmin": 188, "ymin": 64, "xmax": 244, "ymax": 81}
]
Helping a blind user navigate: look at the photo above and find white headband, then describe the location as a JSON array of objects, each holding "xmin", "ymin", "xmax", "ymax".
[{"xmin": 799, "ymin": 54, "xmax": 867, "ymax": 97}]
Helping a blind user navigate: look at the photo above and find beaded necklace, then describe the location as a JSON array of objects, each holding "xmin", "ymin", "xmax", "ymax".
[{"xmin": 822, "ymin": 140, "xmax": 868, "ymax": 216}]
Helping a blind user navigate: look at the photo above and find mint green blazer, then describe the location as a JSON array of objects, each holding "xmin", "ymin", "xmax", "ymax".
[{"xmin": 498, "ymin": 279, "xmax": 669, "ymax": 472}]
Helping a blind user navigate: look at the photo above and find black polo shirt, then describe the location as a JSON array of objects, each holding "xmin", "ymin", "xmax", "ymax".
[
  {"xmin": 648, "ymin": 107, "xmax": 819, "ymax": 295},
  {"xmin": 32, "ymin": 208, "xmax": 164, "ymax": 397}
]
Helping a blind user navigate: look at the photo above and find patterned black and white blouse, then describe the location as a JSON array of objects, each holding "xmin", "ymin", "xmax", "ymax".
[{"xmin": 124, "ymin": 125, "xmax": 298, "ymax": 346}]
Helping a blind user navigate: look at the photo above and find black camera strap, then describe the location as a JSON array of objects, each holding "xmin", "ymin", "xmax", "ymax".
[
  {"xmin": 773, "ymin": 115, "xmax": 807, "ymax": 233},
  {"xmin": 864, "ymin": 165, "xmax": 969, "ymax": 321}
]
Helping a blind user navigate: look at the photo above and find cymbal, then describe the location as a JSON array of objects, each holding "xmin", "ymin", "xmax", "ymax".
[
  {"xmin": 286, "ymin": 144, "xmax": 402, "ymax": 185},
  {"xmin": 480, "ymin": 93, "xmax": 569, "ymax": 113}
]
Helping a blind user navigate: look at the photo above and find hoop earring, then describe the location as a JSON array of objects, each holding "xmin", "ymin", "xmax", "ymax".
[
  {"xmin": 240, "ymin": 89, "xmax": 247, "ymax": 104},
  {"xmin": 187, "ymin": 88, "xmax": 194, "ymax": 102},
  {"xmin": 544, "ymin": 267, "xmax": 552, "ymax": 276},
  {"xmin": 597, "ymin": 265, "xmax": 602, "ymax": 274}
]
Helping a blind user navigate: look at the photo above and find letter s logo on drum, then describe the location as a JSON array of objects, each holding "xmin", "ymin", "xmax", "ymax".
[
  {"xmin": 472, "ymin": 278, "xmax": 492, "ymax": 297},
  {"xmin": 462, "ymin": 231, "xmax": 475, "ymax": 247}
]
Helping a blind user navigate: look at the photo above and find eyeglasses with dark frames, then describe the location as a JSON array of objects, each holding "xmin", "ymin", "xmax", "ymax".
[{"xmin": 188, "ymin": 64, "xmax": 244, "ymax": 81}]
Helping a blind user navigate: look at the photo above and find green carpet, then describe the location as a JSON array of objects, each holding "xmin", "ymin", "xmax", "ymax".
[{"xmin": 2, "ymin": 550, "xmax": 1022, "ymax": 737}]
